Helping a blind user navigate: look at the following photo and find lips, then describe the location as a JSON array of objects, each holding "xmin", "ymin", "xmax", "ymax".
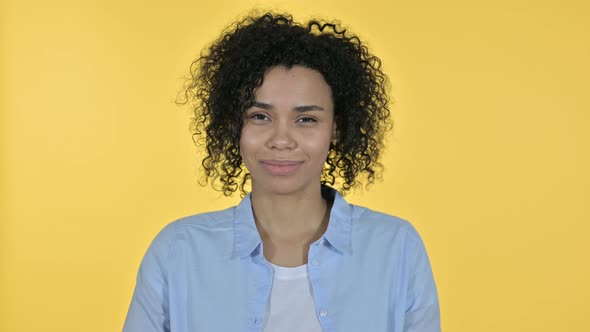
[{"xmin": 260, "ymin": 160, "xmax": 304, "ymax": 176}]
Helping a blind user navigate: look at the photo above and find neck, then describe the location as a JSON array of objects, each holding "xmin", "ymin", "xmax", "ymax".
[{"xmin": 250, "ymin": 184, "xmax": 329, "ymax": 243}]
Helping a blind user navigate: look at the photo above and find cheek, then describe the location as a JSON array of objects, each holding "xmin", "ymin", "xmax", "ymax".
[
  {"xmin": 302, "ymin": 138, "xmax": 332, "ymax": 159},
  {"xmin": 239, "ymin": 128, "xmax": 260, "ymax": 159}
]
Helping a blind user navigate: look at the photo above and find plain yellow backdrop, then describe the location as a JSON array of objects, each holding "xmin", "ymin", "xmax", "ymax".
[{"xmin": 2, "ymin": 0, "xmax": 589, "ymax": 331}]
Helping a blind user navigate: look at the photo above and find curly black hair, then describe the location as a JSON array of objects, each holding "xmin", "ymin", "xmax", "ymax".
[{"xmin": 179, "ymin": 11, "xmax": 392, "ymax": 197}]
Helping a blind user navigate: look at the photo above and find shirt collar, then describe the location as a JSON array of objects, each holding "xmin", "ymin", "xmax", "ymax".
[{"xmin": 231, "ymin": 185, "xmax": 353, "ymax": 259}]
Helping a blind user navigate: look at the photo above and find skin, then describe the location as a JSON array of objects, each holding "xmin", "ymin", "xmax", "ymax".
[{"xmin": 239, "ymin": 65, "xmax": 338, "ymax": 267}]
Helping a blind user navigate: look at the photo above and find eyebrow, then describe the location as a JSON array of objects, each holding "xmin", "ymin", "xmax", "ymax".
[{"xmin": 252, "ymin": 101, "xmax": 325, "ymax": 112}]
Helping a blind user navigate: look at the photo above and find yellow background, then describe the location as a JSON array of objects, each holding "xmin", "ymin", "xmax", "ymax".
[{"xmin": 2, "ymin": 0, "xmax": 589, "ymax": 331}]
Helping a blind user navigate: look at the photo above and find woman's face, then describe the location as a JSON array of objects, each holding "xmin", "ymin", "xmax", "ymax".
[{"xmin": 240, "ymin": 65, "xmax": 337, "ymax": 196}]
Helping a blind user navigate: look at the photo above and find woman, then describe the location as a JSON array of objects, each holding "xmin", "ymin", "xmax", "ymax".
[{"xmin": 123, "ymin": 12, "xmax": 440, "ymax": 332}]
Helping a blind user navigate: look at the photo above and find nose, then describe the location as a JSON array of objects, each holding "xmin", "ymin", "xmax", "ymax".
[{"xmin": 266, "ymin": 121, "xmax": 296, "ymax": 150}]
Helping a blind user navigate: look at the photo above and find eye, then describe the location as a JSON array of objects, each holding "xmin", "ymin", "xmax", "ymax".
[
  {"xmin": 249, "ymin": 113, "xmax": 270, "ymax": 121},
  {"xmin": 297, "ymin": 116, "xmax": 318, "ymax": 123}
]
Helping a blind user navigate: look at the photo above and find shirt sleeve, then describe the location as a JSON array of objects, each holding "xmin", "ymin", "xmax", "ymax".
[
  {"xmin": 122, "ymin": 225, "xmax": 174, "ymax": 332},
  {"xmin": 403, "ymin": 226, "xmax": 441, "ymax": 332}
]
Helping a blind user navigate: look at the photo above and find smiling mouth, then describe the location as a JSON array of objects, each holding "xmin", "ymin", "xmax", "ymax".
[{"xmin": 260, "ymin": 160, "xmax": 304, "ymax": 176}]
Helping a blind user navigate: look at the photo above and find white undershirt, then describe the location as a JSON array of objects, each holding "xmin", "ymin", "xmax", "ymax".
[{"xmin": 262, "ymin": 262, "xmax": 323, "ymax": 332}]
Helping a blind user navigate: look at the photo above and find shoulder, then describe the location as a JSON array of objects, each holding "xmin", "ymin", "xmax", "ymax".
[
  {"xmin": 350, "ymin": 204, "xmax": 419, "ymax": 238},
  {"xmin": 171, "ymin": 206, "xmax": 236, "ymax": 234},
  {"xmin": 348, "ymin": 204, "xmax": 434, "ymax": 275},
  {"xmin": 144, "ymin": 206, "xmax": 236, "ymax": 258},
  {"xmin": 347, "ymin": 203, "xmax": 430, "ymax": 259}
]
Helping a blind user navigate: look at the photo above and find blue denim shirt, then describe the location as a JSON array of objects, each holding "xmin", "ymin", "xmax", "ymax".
[{"xmin": 123, "ymin": 186, "xmax": 440, "ymax": 332}]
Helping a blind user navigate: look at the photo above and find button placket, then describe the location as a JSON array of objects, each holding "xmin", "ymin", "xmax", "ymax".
[
  {"xmin": 309, "ymin": 242, "xmax": 332, "ymax": 330},
  {"xmin": 246, "ymin": 247, "xmax": 273, "ymax": 332}
]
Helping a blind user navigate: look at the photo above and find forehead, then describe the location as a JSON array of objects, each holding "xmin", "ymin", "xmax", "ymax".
[{"xmin": 253, "ymin": 65, "xmax": 333, "ymax": 110}]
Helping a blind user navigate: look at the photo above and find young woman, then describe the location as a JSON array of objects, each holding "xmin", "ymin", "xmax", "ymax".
[{"xmin": 123, "ymin": 12, "xmax": 440, "ymax": 332}]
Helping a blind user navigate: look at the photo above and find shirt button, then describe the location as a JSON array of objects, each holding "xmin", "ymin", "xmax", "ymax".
[
  {"xmin": 311, "ymin": 259, "xmax": 320, "ymax": 266},
  {"xmin": 319, "ymin": 309, "xmax": 328, "ymax": 317}
]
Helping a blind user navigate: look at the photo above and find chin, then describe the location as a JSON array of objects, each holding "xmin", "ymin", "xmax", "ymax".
[{"xmin": 251, "ymin": 176, "xmax": 312, "ymax": 196}]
